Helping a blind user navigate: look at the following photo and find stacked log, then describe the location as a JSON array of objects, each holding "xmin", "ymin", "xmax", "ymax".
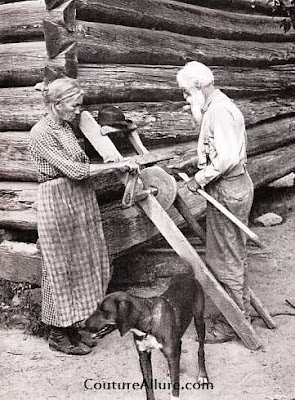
[{"xmin": 1, "ymin": 0, "xmax": 295, "ymax": 284}]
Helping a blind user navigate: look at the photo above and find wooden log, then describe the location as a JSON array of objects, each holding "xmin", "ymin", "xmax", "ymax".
[
  {"xmin": 0, "ymin": 131, "xmax": 36, "ymax": 181},
  {"xmin": 0, "ymin": 180, "xmax": 206, "ymax": 250},
  {"xmin": 0, "ymin": 135, "xmax": 198, "ymax": 181},
  {"xmin": 1, "ymin": 115, "xmax": 295, "ymax": 180},
  {"xmin": 0, "ymin": 1, "xmax": 46, "ymax": 42},
  {"xmin": 89, "ymin": 96, "xmax": 295, "ymax": 147},
  {"xmin": 105, "ymin": 115, "xmax": 295, "ymax": 155},
  {"xmin": 1, "ymin": 67, "xmax": 295, "ymax": 129},
  {"xmin": 0, "ymin": 0, "xmax": 37, "ymax": 4},
  {"xmin": 44, "ymin": 0, "xmax": 77, "ymax": 33},
  {"xmin": 0, "ymin": 41, "xmax": 78, "ymax": 88},
  {"xmin": 0, "ymin": 0, "xmax": 291, "ymax": 44},
  {"xmin": 1, "ymin": 105, "xmax": 295, "ymax": 181},
  {"xmin": 0, "ymin": 42, "xmax": 47, "ymax": 87},
  {"xmin": 0, "ymin": 240, "xmax": 41, "ymax": 285},
  {"xmin": 44, "ymin": 20, "xmax": 295, "ymax": 67},
  {"xmin": 0, "ymin": 181, "xmax": 38, "ymax": 211},
  {"xmin": 76, "ymin": 0, "xmax": 295, "ymax": 42},
  {"xmin": 80, "ymin": 64, "xmax": 295, "ymax": 104},
  {"xmin": 0, "ymin": 87, "xmax": 45, "ymax": 131},
  {"xmin": 2, "ymin": 143, "xmax": 295, "ymax": 234},
  {"xmin": 43, "ymin": 43, "xmax": 78, "ymax": 82},
  {"xmin": 2, "ymin": 45, "xmax": 295, "ymax": 92},
  {"xmin": 176, "ymin": 0, "xmax": 273, "ymax": 15},
  {"xmin": 1, "ymin": 128, "xmax": 295, "ymax": 280},
  {"xmin": 247, "ymin": 144, "xmax": 295, "ymax": 187}
]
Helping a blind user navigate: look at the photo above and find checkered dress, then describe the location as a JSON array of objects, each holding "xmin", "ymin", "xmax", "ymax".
[{"xmin": 30, "ymin": 116, "xmax": 110, "ymax": 327}]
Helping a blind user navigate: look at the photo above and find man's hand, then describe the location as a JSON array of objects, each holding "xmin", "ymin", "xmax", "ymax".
[
  {"xmin": 166, "ymin": 156, "xmax": 199, "ymax": 177},
  {"xmin": 186, "ymin": 177, "xmax": 201, "ymax": 193}
]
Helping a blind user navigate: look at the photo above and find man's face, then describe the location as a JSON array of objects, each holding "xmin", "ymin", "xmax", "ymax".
[{"xmin": 181, "ymin": 85, "xmax": 206, "ymax": 125}]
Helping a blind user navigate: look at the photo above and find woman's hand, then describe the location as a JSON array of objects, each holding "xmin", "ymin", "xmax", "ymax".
[
  {"xmin": 119, "ymin": 159, "xmax": 140, "ymax": 173},
  {"xmin": 89, "ymin": 158, "xmax": 140, "ymax": 176}
]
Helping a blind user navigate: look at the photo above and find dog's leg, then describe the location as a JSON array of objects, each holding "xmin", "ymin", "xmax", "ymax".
[
  {"xmin": 134, "ymin": 338, "xmax": 155, "ymax": 400},
  {"xmin": 193, "ymin": 294, "xmax": 209, "ymax": 384},
  {"xmin": 162, "ymin": 342, "xmax": 181, "ymax": 399}
]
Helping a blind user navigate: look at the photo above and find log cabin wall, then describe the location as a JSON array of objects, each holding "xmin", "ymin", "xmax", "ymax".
[{"xmin": 0, "ymin": 0, "xmax": 295, "ymax": 284}]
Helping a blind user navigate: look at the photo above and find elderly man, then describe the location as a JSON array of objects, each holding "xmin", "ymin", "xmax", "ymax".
[{"xmin": 174, "ymin": 61, "xmax": 254, "ymax": 343}]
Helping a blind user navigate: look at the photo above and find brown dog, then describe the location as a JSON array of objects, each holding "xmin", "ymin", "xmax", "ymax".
[{"xmin": 85, "ymin": 273, "xmax": 209, "ymax": 399}]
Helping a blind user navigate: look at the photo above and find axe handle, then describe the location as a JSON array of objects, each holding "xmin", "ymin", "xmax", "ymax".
[{"xmin": 178, "ymin": 172, "xmax": 267, "ymax": 249}]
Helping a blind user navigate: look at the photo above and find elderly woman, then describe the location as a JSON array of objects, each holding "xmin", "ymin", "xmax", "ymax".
[{"xmin": 29, "ymin": 77, "xmax": 136, "ymax": 355}]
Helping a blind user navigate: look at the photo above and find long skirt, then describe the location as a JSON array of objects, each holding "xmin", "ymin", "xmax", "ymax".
[
  {"xmin": 37, "ymin": 177, "xmax": 110, "ymax": 327},
  {"xmin": 205, "ymin": 171, "xmax": 254, "ymax": 318}
]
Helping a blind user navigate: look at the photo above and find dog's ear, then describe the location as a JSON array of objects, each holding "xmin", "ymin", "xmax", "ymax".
[{"xmin": 115, "ymin": 296, "xmax": 135, "ymax": 336}]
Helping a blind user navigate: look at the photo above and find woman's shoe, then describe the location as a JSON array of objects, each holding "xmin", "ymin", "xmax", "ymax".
[
  {"xmin": 48, "ymin": 327, "xmax": 92, "ymax": 355},
  {"xmin": 69, "ymin": 327, "xmax": 98, "ymax": 348}
]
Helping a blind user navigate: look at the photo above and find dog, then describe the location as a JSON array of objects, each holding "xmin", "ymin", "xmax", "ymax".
[{"xmin": 85, "ymin": 273, "xmax": 208, "ymax": 399}]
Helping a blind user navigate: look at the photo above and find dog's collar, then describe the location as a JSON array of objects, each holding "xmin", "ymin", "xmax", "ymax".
[{"xmin": 130, "ymin": 328, "xmax": 148, "ymax": 339}]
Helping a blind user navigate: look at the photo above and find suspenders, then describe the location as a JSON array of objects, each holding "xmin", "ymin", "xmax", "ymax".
[{"xmin": 204, "ymin": 139, "xmax": 210, "ymax": 166}]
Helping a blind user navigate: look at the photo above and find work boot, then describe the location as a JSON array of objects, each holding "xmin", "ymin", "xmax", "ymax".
[
  {"xmin": 69, "ymin": 327, "xmax": 98, "ymax": 348},
  {"xmin": 48, "ymin": 327, "xmax": 92, "ymax": 355},
  {"xmin": 205, "ymin": 321, "xmax": 237, "ymax": 344}
]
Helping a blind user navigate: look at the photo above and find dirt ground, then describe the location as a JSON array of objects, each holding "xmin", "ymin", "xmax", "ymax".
[{"xmin": 1, "ymin": 186, "xmax": 295, "ymax": 400}]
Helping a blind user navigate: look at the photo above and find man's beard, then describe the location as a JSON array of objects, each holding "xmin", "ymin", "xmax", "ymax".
[{"xmin": 190, "ymin": 90, "xmax": 206, "ymax": 125}]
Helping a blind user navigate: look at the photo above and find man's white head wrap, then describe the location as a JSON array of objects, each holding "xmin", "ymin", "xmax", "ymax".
[{"xmin": 177, "ymin": 61, "xmax": 214, "ymax": 89}]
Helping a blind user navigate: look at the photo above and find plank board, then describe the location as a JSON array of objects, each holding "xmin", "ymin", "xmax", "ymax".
[{"xmin": 138, "ymin": 193, "xmax": 261, "ymax": 350}]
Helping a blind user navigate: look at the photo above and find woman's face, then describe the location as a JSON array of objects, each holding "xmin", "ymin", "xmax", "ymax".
[{"xmin": 56, "ymin": 94, "xmax": 83, "ymax": 122}]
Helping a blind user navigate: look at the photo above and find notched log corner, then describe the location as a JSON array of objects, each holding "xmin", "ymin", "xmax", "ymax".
[
  {"xmin": 44, "ymin": 0, "xmax": 78, "ymax": 35},
  {"xmin": 44, "ymin": 43, "xmax": 78, "ymax": 81},
  {"xmin": 43, "ymin": 19, "xmax": 76, "ymax": 59}
]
